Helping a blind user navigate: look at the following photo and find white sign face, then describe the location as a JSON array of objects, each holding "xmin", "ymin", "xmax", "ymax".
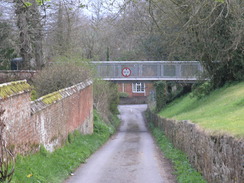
[{"xmin": 122, "ymin": 67, "xmax": 131, "ymax": 77}]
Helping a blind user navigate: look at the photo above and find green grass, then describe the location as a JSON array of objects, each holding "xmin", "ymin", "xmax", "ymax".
[
  {"xmin": 11, "ymin": 112, "xmax": 119, "ymax": 183},
  {"xmin": 159, "ymin": 82, "xmax": 244, "ymax": 137},
  {"xmin": 150, "ymin": 124, "xmax": 207, "ymax": 183}
]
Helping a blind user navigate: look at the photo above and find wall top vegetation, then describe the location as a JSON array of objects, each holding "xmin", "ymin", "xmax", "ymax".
[
  {"xmin": 0, "ymin": 80, "xmax": 31, "ymax": 99},
  {"xmin": 31, "ymin": 79, "xmax": 93, "ymax": 113}
]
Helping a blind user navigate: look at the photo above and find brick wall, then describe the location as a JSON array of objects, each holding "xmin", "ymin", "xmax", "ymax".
[
  {"xmin": 0, "ymin": 70, "xmax": 36, "ymax": 83},
  {"xmin": 0, "ymin": 84, "xmax": 37, "ymax": 153},
  {"xmin": 118, "ymin": 82, "xmax": 154, "ymax": 97},
  {"xmin": 0, "ymin": 80, "xmax": 93, "ymax": 154}
]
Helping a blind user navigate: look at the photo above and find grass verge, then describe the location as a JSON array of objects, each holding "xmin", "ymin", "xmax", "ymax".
[
  {"xmin": 149, "ymin": 123, "xmax": 207, "ymax": 183},
  {"xmin": 11, "ymin": 111, "xmax": 120, "ymax": 183},
  {"xmin": 159, "ymin": 82, "xmax": 244, "ymax": 137}
]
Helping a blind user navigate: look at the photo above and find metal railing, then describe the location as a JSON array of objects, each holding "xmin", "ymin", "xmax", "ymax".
[{"xmin": 92, "ymin": 61, "xmax": 204, "ymax": 81}]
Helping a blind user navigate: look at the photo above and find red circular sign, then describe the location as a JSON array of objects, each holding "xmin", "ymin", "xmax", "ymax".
[{"xmin": 122, "ymin": 67, "xmax": 131, "ymax": 77}]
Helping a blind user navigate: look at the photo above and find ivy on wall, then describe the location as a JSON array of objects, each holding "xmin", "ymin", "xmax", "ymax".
[
  {"xmin": 154, "ymin": 81, "xmax": 192, "ymax": 112},
  {"xmin": 154, "ymin": 81, "xmax": 167, "ymax": 112}
]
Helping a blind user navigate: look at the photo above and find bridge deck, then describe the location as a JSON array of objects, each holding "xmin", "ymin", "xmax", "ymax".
[{"xmin": 92, "ymin": 61, "xmax": 203, "ymax": 82}]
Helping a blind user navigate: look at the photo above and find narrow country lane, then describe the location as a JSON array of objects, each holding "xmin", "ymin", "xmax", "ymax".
[{"xmin": 65, "ymin": 104, "xmax": 175, "ymax": 183}]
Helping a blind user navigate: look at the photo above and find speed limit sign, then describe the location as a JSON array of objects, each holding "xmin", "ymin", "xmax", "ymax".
[{"xmin": 122, "ymin": 67, "xmax": 131, "ymax": 77}]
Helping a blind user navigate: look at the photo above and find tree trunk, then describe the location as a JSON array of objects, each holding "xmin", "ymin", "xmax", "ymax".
[
  {"xmin": 15, "ymin": 0, "xmax": 44, "ymax": 70},
  {"xmin": 30, "ymin": 0, "xmax": 44, "ymax": 69},
  {"xmin": 15, "ymin": 0, "xmax": 32, "ymax": 69}
]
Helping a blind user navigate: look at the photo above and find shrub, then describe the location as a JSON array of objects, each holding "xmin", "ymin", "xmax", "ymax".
[
  {"xmin": 154, "ymin": 81, "xmax": 167, "ymax": 112},
  {"xmin": 153, "ymin": 81, "xmax": 193, "ymax": 112},
  {"xmin": 119, "ymin": 92, "xmax": 129, "ymax": 98},
  {"xmin": 109, "ymin": 83, "xmax": 119, "ymax": 115},
  {"xmin": 32, "ymin": 62, "xmax": 92, "ymax": 97},
  {"xmin": 191, "ymin": 81, "xmax": 213, "ymax": 99},
  {"xmin": 93, "ymin": 79, "xmax": 119, "ymax": 122}
]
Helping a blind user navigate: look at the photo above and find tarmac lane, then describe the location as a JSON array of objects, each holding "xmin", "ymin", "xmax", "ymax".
[{"xmin": 65, "ymin": 104, "xmax": 175, "ymax": 183}]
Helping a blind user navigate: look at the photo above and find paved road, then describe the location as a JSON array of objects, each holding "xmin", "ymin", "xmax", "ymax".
[{"xmin": 65, "ymin": 104, "xmax": 175, "ymax": 183}]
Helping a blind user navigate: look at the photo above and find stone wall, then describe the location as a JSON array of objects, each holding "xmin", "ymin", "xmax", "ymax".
[
  {"xmin": 147, "ymin": 110, "xmax": 244, "ymax": 183},
  {"xmin": 0, "ymin": 80, "xmax": 93, "ymax": 154}
]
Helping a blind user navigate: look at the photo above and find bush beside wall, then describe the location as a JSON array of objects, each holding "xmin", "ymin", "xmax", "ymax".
[{"xmin": 147, "ymin": 109, "xmax": 244, "ymax": 183}]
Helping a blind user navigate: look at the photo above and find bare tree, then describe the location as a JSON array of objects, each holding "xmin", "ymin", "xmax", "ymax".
[
  {"xmin": 14, "ymin": 0, "xmax": 44, "ymax": 69},
  {"xmin": 118, "ymin": 0, "xmax": 244, "ymax": 85}
]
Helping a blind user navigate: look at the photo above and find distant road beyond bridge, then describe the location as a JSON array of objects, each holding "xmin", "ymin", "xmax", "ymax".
[{"xmin": 92, "ymin": 61, "xmax": 204, "ymax": 82}]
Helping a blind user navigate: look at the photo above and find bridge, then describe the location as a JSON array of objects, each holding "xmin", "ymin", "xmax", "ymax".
[{"xmin": 92, "ymin": 61, "xmax": 203, "ymax": 82}]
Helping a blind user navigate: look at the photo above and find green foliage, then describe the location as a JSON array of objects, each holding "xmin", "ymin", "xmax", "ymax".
[
  {"xmin": 191, "ymin": 81, "xmax": 213, "ymax": 99},
  {"xmin": 152, "ymin": 81, "xmax": 194, "ymax": 112},
  {"xmin": 166, "ymin": 83, "xmax": 191, "ymax": 103},
  {"xmin": 109, "ymin": 83, "xmax": 119, "ymax": 115},
  {"xmin": 93, "ymin": 79, "xmax": 119, "ymax": 122},
  {"xmin": 30, "ymin": 89, "xmax": 38, "ymax": 101},
  {"xmin": 39, "ymin": 145, "xmax": 49, "ymax": 157},
  {"xmin": 189, "ymin": 1, "xmax": 243, "ymax": 87},
  {"xmin": 149, "ymin": 124, "xmax": 207, "ymax": 183},
  {"xmin": 229, "ymin": 49, "xmax": 244, "ymax": 81},
  {"xmin": 67, "ymin": 133, "xmax": 75, "ymax": 144},
  {"xmin": 23, "ymin": 2, "xmax": 32, "ymax": 7},
  {"xmin": 159, "ymin": 82, "xmax": 244, "ymax": 137},
  {"xmin": 23, "ymin": 0, "xmax": 50, "ymax": 7},
  {"xmin": 207, "ymin": 56, "xmax": 244, "ymax": 89},
  {"xmin": 93, "ymin": 110, "xmax": 119, "ymax": 135},
  {"xmin": 154, "ymin": 81, "xmax": 167, "ymax": 112},
  {"xmin": 11, "ymin": 111, "xmax": 118, "ymax": 183},
  {"xmin": 119, "ymin": 92, "xmax": 129, "ymax": 98},
  {"xmin": 215, "ymin": 0, "xmax": 225, "ymax": 3},
  {"xmin": 0, "ymin": 20, "xmax": 16, "ymax": 70},
  {"xmin": 108, "ymin": 113, "xmax": 121, "ymax": 130},
  {"xmin": 94, "ymin": 120, "xmax": 113, "ymax": 135},
  {"xmin": 67, "ymin": 130, "xmax": 81, "ymax": 144}
]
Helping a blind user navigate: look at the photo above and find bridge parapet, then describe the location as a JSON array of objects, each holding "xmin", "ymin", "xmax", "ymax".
[{"xmin": 92, "ymin": 61, "xmax": 204, "ymax": 81}]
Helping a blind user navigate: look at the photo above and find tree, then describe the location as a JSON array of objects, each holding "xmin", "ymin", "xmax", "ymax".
[
  {"xmin": 181, "ymin": 0, "xmax": 243, "ymax": 86},
  {"xmin": 15, "ymin": 0, "xmax": 44, "ymax": 69},
  {"xmin": 117, "ymin": 0, "xmax": 243, "ymax": 85},
  {"xmin": 0, "ymin": 19, "xmax": 16, "ymax": 70}
]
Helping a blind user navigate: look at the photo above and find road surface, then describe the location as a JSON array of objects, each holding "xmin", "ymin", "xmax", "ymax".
[{"xmin": 65, "ymin": 104, "xmax": 175, "ymax": 183}]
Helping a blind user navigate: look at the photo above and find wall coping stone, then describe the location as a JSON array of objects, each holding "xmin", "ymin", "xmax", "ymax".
[
  {"xmin": 31, "ymin": 79, "xmax": 92, "ymax": 113},
  {"xmin": 0, "ymin": 80, "xmax": 31, "ymax": 99},
  {"xmin": 0, "ymin": 70, "xmax": 36, "ymax": 73}
]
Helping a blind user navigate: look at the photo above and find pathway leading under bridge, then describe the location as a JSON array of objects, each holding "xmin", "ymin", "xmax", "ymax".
[
  {"xmin": 65, "ymin": 105, "xmax": 176, "ymax": 183},
  {"xmin": 92, "ymin": 61, "xmax": 204, "ymax": 82}
]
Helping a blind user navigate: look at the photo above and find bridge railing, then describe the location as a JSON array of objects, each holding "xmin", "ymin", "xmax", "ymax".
[{"xmin": 92, "ymin": 61, "xmax": 204, "ymax": 81}]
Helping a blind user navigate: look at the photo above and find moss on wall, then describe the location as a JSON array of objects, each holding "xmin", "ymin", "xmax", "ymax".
[
  {"xmin": 0, "ymin": 80, "xmax": 31, "ymax": 99},
  {"xmin": 41, "ymin": 92, "xmax": 62, "ymax": 105}
]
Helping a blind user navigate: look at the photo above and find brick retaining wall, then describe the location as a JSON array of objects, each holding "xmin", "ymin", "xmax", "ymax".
[
  {"xmin": 0, "ymin": 70, "xmax": 36, "ymax": 83},
  {"xmin": 0, "ymin": 80, "xmax": 93, "ymax": 154}
]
